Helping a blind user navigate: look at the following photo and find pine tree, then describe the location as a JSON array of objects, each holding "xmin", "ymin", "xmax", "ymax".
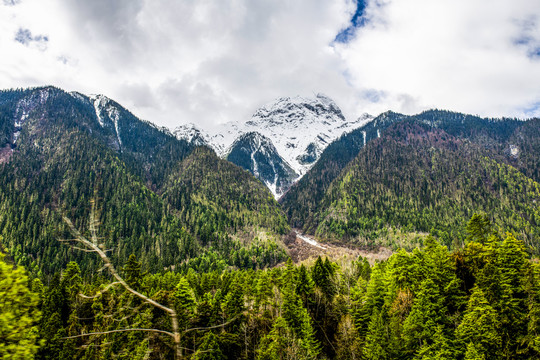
[
  {"xmin": 281, "ymin": 282, "xmax": 303, "ymax": 334},
  {"xmin": 466, "ymin": 213, "xmax": 492, "ymax": 244},
  {"xmin": 296, "ymin": 264, "xmax": 314, "ymax": 309},
  {"xmin": 37, "ymin": 273, "xmax": 67, "ymax": 360},
  {"xmin": 299, "ymin": 306, "xmax": 320, "ymax": 359},
  {"xmin": 523, "ymin": 262, "xmax": 540, "ymax": 356},
  {"xmin": 455, "ymin": 286, "xmax": 501, "ymax": 358},
  {"xmin": 402, "ymin": 278, "xmax": 444, "ymax": 355},
  {"xmin": 417, "ymin": 325, "xmax": 455, "ymax": 359},
  {"xmin": 123, "ymin": 254, "xmax": 144, "ymax": 291},
  {"xmin": 174, "ymin": 277, "xmax": 196, "ymax": 329},
  {"xmin": 222, "ymin": 277, "xmax": 245, "ymax": 332},
  {"xmin": 61, "ymin": 261, "xmax": 82, "ymax": 304},
  {"xmin": 193, "ymin": 332, "xmax": 225, "ymax": 360},
  {"xmin": 363, "ymin": 308, "xmax": 388, "ymax": 360},
  {"xmin": 314, "ymin": 257, "xmax": 336, "ymax": 300},
  {"xmin": 255, "ymin": 271, "xmax": 274, "ymax": 312},
  {"xmin": 463, "ymin": 342, "xmax": 486, "ymax": 360}
]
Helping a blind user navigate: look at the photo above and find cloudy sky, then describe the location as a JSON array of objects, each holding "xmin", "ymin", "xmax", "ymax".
[{"xmin": 1, "ymin": 0, "xmax": 540, "ymax": 129}]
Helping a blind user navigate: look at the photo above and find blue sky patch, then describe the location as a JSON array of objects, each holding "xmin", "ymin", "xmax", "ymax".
[
  {"xmin": 334, "ymin": 0, "xmax": 367, "ymax": 43},
  {"xmin": 521, "ymin": 101, "xmax": 540, "ymax": 117}
]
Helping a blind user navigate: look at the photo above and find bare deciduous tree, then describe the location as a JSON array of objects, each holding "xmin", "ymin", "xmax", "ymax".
[{"xmin": 59, "ymin": 199, "xmax": 236, "ymax": 359}]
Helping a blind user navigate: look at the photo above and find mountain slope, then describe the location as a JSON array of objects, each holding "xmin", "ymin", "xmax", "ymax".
[
  {"xmin": 173, "ymin": 122, "xmax": 212, "ymax": 147},
  {"xmin": 0, "ymin": 87, "xmax": 288, "ymax": 274},
  {"xmin": 281, "ymin": 110, "xmax": 539, "ymax": 233},
  {"xmin": 308, "ymin": 120, "xmax": 540, "ymax": 249},
  {"xmin": 212, "ymin": 94, "xmax": 370, "ymax": 175},
  {"xmin": 163, "ymin": 147, "xmax": 290, "ymax": 240},
  {"xmin": 225, "ymin": 132, "xmax": 298, "ymax": 197},
  {"xmin": 280, "ymin": 111, "xmax": 406, "ymax": 227}
]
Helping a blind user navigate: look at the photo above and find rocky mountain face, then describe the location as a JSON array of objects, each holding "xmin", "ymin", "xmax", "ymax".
[
  {"xmin": 172, "ymin": 123, "xmax": 212, "ymax": 147},
  {"xmin": 173, "ymin": 94, "xmax": 371, "ymax": 198},
  {"xmin": 225, "ymin": 132, "xmax": 298, "ymax": 196}
]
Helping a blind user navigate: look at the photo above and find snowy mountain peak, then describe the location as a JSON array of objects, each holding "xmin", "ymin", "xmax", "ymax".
[
  {"xmin": 171, "ymin": 94, "xmax": 370, "ymax": 197},
  {"xmin": 249, "ymin": 94, "xmax": 345, "ymax": 127},
  {"xmin": 173, "ymin": 123, "xmax": 211, "ymax": 147},
  {"xmin": 241, "ymin": 94, "xmax": 363, "ymax": 176},
  {"xmin": 88, "ymin": 94, "xmax": 123, "ymax": 147},
  {"xmin": 358, "ymin": 113, "xmax": 374, "ymax": 122}
]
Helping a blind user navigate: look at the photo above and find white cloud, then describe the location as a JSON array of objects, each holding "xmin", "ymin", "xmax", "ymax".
[
  {"xmin": 337, "ymin": 0, "xmax": 540, "ymax": 118},
  {"xmin": 0, "ymin": 0, "xmax": 539, "ymax": 130}
]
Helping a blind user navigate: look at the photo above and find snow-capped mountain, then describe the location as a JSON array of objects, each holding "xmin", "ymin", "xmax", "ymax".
[
  {"xmin": 217, "ymin": 94, "xmax": 370, "ymax": 176},
  {"xmin": 172, "ymin": 94, "xmax": 372, "ymax": 198},
  {"xmin": 226, "ymin": 132, "xmax": 298, "ymax": 197},
  {"xmin": 173, "ymin": 123, "xmax": 212, "ymax": 147}
]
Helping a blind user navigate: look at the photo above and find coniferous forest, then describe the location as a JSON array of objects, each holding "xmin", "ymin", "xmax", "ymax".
[{"xmin": 1, "ymin": 87, "xmax": 540, "ymax": 359}]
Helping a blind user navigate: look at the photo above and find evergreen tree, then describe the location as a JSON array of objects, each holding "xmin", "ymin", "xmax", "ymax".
[
  {"xmin": 402, "ymin": 278, "xmax": 444, "ymax": 355},
  {"xmin": 296, "ymin": 264, "xmax": 314, "ymax": 309},
  {"xmin": 455, "ymin": 286, "xmax": 501, "ymax": 358},
  {"xmin": 174, "ymin": 277, "xmax": 196, "ymax": 329},
  {"xmin": 123, "ymin": 254, "xmax": 144, "ymax": 291},
  {"xmin": 255, "ymin": 271, "xmax": 274, "ymax": 312},
  {"xmin": 61, "ymin": 261, "xmax": 82, "ymax": 304},
  {"xmin": 417, "ymin": 325, "xmax": 455, "ymax": 359},
  {"xmin": 463, "ymin": 342, "xmax": 486, "ymax": 360},
  {"xmin": 523, "ymin": 262, "xmax": 540, "ymax": 356},
  {"xmin": 466, "ymin": 213, "xmax": 492, "ymax": 244},
  {"xmin": 363, "ymin": 308, "xmax": 388, "ymax": 360},
  {"xmin": 193, "ymin": 332, "xmax": 225, "ymax": 360}
]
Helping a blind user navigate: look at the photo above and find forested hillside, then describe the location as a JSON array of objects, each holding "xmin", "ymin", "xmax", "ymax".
[
  {"xmin": 281, "ymin": 111, "xmax": 406, "ymax": 228},
  {"xmin": 0, "ymin": 87, "xmax": 288, "ymax": 275},
  {"xmin": 282, "ymin": 110, "xmax": 540, "ymax": 251}
]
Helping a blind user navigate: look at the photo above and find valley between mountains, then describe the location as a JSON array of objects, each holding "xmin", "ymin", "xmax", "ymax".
[{"xmin": 1, "ymin": 86, "xmax": 539, "ymax": 359}]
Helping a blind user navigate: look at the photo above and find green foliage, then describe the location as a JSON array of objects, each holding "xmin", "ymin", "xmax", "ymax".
[
  {"xmin": 12, "ymin": 218, "xmax": 537, "ymax": 359},
  {"xmin": 123, "ymin": 254, "xmax": 144, "ymax": 290},
  {"xmin": 193, "ymin": 332, "xmax": 225, "ymax": 360},
  {"xmin": 466, "ymin": 213, "xmax": 492, "ymax": 244},
  {"xmin": 0, "ymin": 255, "xmax": 41, "ymax": 359},
  {"xmin": 455, "ymin": 286, "xmax": 501, "ymax": 358}
]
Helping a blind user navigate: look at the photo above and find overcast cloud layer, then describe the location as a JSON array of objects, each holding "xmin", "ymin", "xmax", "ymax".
[{"xmin": 1, "ymin": 0, "xmax": 540, "ymax": 129}]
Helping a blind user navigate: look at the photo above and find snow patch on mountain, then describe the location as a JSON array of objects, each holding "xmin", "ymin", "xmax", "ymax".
[
  {"xmin": 171, "ymin": 94, "xmax": 372, "ymax": 196},
  {"xmin": 89, "ymin": 94, "xmax": 123, "ymax": 149},
  {"xmin": 226, "ymin": 132, "xmax": 298, "ymax": 198},
  {"xmin": 173, "ymin": 123, "xmax": 212, "ymax": 147},
  {"xmin": 13, "ymin": 88, "xmax": 51, "ymax": 143}
]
